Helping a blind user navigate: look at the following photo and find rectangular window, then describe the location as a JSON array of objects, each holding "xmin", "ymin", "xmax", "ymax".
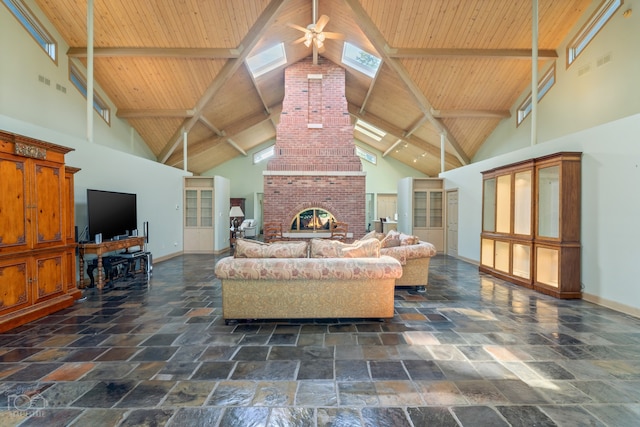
[
  {"xmin": 69, "ymin": 62, "xmax": 111, "ymax": 124},
  {"xmin": 516, "ymin": 64, "xmax": 556, "ymax": 126},
  {"xmin": 567, "ymin": 0, "xmax": 622, "ymax": 67},
  {"xmin": 253, "ymin": 144, "xmax": 275, "ymax": 164},
  {"xmin": 2, "ymin": 0, "xmax": 56, "ymax": 62},
  {"xmin": 356, "ymin": 146, "xmax": 377, "ymax": 165}
]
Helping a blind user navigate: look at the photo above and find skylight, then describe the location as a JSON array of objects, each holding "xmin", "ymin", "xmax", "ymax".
[
  {"xmin": 246, "ymin": 43, "xmax": 287, "ymax": 78},
  {"xmin": 342, "ymin": 42, "xmax": 381, "ymax": 78},
  {"xmin": 354, "ymin": 119, "xmax": 386, "ymax": 142}
]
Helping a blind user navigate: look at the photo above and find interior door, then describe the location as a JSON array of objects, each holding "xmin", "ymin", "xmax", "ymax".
[
  {"xmin": 447, "ymin": 190, "xmax": 458, "ymax": 257},
  {"xmin": 377, "ymin": 194, "xmax": 397, "ymax": 220}
]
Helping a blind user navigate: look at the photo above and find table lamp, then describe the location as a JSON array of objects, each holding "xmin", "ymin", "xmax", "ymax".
[{"xmin": 229, "ymin": 206, "xmax": 244, "ymax": 229}]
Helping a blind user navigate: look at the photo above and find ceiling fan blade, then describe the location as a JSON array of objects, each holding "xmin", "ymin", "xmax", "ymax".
[
  {"xmin": 322, "ymin": 31, "xmax": 345, "ymax": 40},
  {"xmin": 287, "ymin": 23, "xmax": 310, "ymax": 33},
  {"xmin": 315, "ymin": 15, "xmax": 330, "ymax": 32},
  {"xmin": 293, "ymin": 36, "xmax": 308, "ymax": 45}
]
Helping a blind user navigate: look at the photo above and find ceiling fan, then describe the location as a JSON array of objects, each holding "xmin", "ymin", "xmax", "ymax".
[{"xmin": 288, "ymin": 0, "xmax": 344, "ymax": 64}]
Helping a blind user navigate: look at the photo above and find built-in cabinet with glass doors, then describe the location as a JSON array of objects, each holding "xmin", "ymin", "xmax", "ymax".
[
  {"xmin": 480, "ymin": 152, "xmax": 581, "ymax": 298},
  {"xmin": 397, "ymin": 178, "xmax": 445, "ymax": 251},
  {"xmin": 184, "ymin": 177, "xmax": 214, "ymax": 253}
]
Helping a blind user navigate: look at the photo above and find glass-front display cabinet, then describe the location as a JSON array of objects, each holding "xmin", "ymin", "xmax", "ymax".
[
  {"xmin": 412, "ymin": 178, "xmax": 445, "ymax": 251},
  {"xmin": 480, "ymin": 160, "xmax": 534, "ymax": 288},
  {"xmin": 480, "ymin": 153, "xmax": 581, "ymax": 298}
]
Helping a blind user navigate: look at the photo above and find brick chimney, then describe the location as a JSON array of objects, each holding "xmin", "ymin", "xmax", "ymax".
[{"xmin": 263, "ymin": 58, "xmax": 366, "ymax": 239}]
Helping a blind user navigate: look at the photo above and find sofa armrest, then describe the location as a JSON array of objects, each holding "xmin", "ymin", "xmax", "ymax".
[{"xmin": 380, "ymin": 241, "xmax": 437, "ymax": 264}]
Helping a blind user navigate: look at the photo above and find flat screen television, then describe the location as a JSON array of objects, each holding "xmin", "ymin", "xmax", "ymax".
[{"xmin": 87, "ymin": 189, "xmax": 137, "ymax": 241}]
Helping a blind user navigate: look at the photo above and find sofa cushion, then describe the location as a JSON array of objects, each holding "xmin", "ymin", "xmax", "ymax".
[
  {"xmin": 361, "ymin": 230, "xmax": 385, "ymax": 241},
  {"xmin": 235, "ymin": 238, "xmax": 308, "ymax": 258},
  {"xmin": 399, "ymin": 232, "xmax": 420, "ymax": 246},
  {"xmin": 310, "ymin": 238, "xmax": 380, "ymax": 258}
]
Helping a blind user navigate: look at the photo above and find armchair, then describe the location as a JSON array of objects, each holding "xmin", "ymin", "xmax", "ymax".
[{"xmin": 239, "ymin": 219, "xmax": 257, "ymax": 238}]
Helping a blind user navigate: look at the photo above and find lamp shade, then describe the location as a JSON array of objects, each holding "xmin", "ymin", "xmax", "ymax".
[{"xmin": 229, "ymin": 206, "xmax": 244, "ymax": 217}]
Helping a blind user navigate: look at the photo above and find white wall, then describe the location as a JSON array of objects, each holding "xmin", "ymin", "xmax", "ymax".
[
  {"xmin": 1, "ymin": 4, "xmax": 189, "ymax": 261},
  {"xmin": 442, "ymin": 2, "xmax": 640, "ymax": 314}
]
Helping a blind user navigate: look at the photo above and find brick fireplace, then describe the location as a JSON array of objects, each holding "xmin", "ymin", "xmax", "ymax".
[{"xmin": 263, "ymin": 58, "xmax": 366, "ymax": 239}]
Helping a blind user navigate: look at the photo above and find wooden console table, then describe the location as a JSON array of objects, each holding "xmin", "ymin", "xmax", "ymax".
[{"xmin": 78, "ymin": 236, "xmax": 145, "ymax": 290}]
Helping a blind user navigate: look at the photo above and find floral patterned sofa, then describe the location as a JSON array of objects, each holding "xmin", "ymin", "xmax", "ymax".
[
  {"xmin": 214, "ymin": 238, "xmax": 402, "ymax": 323},
  {"xmin": 361, "ymin": 230, "xmax": 438, "ymax": 292}
]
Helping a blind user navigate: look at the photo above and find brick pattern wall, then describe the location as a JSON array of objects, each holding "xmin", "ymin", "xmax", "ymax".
[{"xmin": 264, "ymin": 59, "xmax": 366, "ymax": 239}]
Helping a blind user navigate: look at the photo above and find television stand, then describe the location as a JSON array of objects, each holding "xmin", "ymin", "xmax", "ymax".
[{"xmin": 78, "ymin": 236, "xmax": 146, "ymax": 290}]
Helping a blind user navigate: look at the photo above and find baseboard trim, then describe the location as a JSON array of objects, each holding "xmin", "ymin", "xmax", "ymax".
[
  {"xmin": 582, "ymin": 292, "xmax": 640, "ymax": 318},
  {"xmin": 153, "ymin": 251, "xmax": 182, "ymax": 263}
]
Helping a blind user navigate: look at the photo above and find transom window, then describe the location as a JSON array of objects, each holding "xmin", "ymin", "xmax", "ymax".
[
  {"xmin": 69, "ymin": 62, "xmax": 111, "ymax": 124},
  {"xmin": 253, "ymin": 144, "xmax": 275, "ymax": 164},
  {"xmin": 567, "ymin": 0, "xmax": 622, "ymax": 67},
  {"xmin": 516, "ymin": 63, "xmax": 556, "ymax": 126},
  {"xmin": 3, "ymin": 0, "xmax": 56, "ymax": 62}
]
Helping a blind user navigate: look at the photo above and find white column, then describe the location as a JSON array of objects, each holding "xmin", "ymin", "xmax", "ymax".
[
  {"xmin": 86, "ymin": 0, "xmax": 94, "ymax": 143},
  {"xmin": 531, "ymin": 0, "xmax": 539, "ymax": 146},
  {"xmin": 183, "ymin": 130, "xmax": 188, "ymax": 171},
  {"xmin": 440, "ymin": 133, "xmax": 445, "ymax": 174}
]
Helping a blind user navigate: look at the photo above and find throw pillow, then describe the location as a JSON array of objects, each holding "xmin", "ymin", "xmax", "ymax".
[
  {"xmin": 341, "ymin": 238, "xmax": 381, "ymax": 258},
  {"xmin": 380, "ymin": 232, "xmax": 401, "ymax": 248},
  {"xmin": 399, "ymin": 233, "xmax": 420, "ymax": 246},
  {"xmin": 309, "ymin": 238, "xmax": 342, "ymax": 258},
  {"xmin": 361, "ymin": 230, "xmax": 385, "ymax": 241}
]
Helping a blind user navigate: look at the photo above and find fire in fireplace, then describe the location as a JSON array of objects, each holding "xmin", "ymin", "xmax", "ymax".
[{"xmin": 290, "ymin": 208, "xmax": 335, "ymax": 231}]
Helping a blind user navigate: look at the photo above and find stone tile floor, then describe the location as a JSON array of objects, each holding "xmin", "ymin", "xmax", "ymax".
[{"xmin": 1, "ymin": 253, "xmax": 640, "ymax": 426}]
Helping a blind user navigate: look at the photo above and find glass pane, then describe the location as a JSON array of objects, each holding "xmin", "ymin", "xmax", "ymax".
[
  {"xmin": 494, "ymin": 241, "xmax": 510, "ymax": 273},
  {"xmin": 512, "ymin": 243, "xmax": 531, "ymax": 279},
  {"xmin": 185, "ymin": 190, "xmax": 197, "ymax": 227},
  {"xmin": 483, "ymin": 178, "xmax": 496, "ymax": 232},
  {"xmin": 429, "ymin": 191, "xmax": 443, "ymax": 228},
  {"xmin": 513, "ymin": 171, "xmax": 532, "ymax": 235},
  {"xmin": 496, "ymin": 175, "xmax": 511, "ymax": 233},
  {"xmin": 538, "ymin": 166, "xmax": 560, "ymax": 238},
  {"xmin": 481, "ymin": 238, "xmax": 494, "ymax": 267},
  {"xmin": 200, "ymin": 190, "xmax": 213, "ymax": 227},
  {"xmin": 413, "ymin": 192, "xmax": 427, "ymax": 228},
  {"xmin": 536, "ymin": 246, "xmax": 559, "ymax": 287}
]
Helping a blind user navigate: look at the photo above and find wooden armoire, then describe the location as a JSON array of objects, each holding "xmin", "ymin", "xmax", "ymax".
[{"xmin": 0, "ymin": 131, "xmax": 81, "ymax": 332}]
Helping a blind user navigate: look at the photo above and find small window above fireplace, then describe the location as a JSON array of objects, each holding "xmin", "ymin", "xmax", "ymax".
[{"xmin": 290, "ymin": 208, "xmax": 336, "ymax": 232}]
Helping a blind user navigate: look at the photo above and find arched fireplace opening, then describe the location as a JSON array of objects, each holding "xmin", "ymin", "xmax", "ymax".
[{"xmin": 290, "ymin": 208, "xmax": 336, "ymax": 232}]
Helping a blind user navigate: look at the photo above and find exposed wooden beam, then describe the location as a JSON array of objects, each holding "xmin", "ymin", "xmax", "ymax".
[
  {"xmin": 116, "ymin": 109, "xmax": 194, "ymax": 118},
  {"xmin": 227, "ymin": 138, "xmax": 247, "ymax": 156},
  {"xmin": 344, "ymin": 0, "xmax": 470, "ymax": 165},
  {"xmin": 359, "ymin": 67, "xmax": 382, "ymax": 114},
  {"xmin": 158, "ymin": 0, "xmax": 289, "ymax": 164},
  {"xmin": 166, "ymin": 108, "xmax": 272, "ymax": 165},
  {"xmin": 431, "ymin": 109, "xmax": 512, "ymax": 119},
  {"xmin": 67, "ymin": 47, "xmax": 242, "ymax": 58},
  {"xmin": 385, "ymin": 47, "xmax": 557, "ymax": 60},
  {"xmin": 198, "ymin": 116, "xmax": 225, "ymax": 137},
  {"xmin": 382, "ymin": 139, "xmax": 403, "ymax": 157},
  {"xmin": 348, "ymin": 103, "xmax": 461, "ymax": 167},
  {"xmin": 404, "ymin": 116, "xmax": 429, "ymax": 138}
]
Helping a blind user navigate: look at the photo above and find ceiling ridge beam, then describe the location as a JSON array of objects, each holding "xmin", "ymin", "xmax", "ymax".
[
  {"xmin": 385, "ymin": 47, "xmax": 557, "ymax": 60},
  {"xmin": 158, "ymin": 0, "xmax": 290, "ymax": 164},
  {"xmin": 67, "ymin": 47, "xmax": 242, "ymax": 58},
  {"xmin": 431, "ymin": 109, "xmax": 512, "ymax": 119},
  {"xmin": 343, "ymin": 0, "xmax": 470, "ymax": 165}
]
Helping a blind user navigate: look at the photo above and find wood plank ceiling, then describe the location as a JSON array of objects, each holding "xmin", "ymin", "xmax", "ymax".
[{"xmin": 35, "ymin": 0, "xmax": 590, "ymax": 176}]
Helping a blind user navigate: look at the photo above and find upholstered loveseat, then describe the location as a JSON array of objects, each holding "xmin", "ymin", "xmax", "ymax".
[
  {"xmin": 361, "ymin": 230, "xmax": 437, "ymax": 292},
  {"xmin": 214, "ymin": 238, "xmax": 402, "ymax": 323}
]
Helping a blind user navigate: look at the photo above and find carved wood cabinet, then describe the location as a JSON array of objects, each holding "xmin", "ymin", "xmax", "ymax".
[
  {"xmin": 480, "ymin": 152, "xmax": 582, "ymax": 299},
  {"xmin": 0, "ymin": 131, "xmax": 80, "ymax": 332}
]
